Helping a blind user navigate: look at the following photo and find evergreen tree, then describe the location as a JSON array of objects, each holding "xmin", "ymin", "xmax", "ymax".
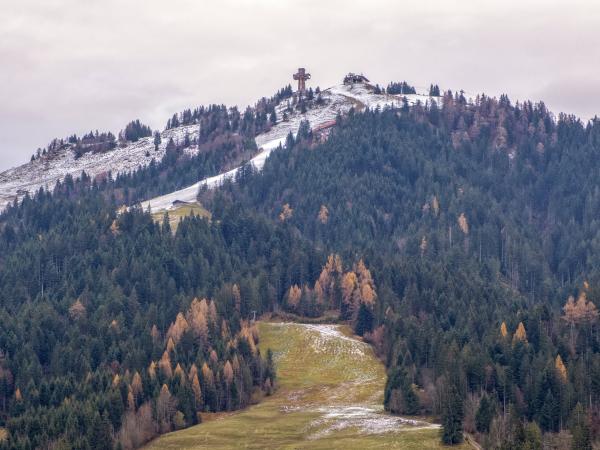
[
  {"xmin": 475, "ymin": 394, "xmax": 495, "ymax": 433},
  {"xmin": 441, "ymin": 384, "xmax": 464, "ymax": 445},
  {"xmin": 355, "ymin": 302, "xmax": 374, "ymax": 336}
]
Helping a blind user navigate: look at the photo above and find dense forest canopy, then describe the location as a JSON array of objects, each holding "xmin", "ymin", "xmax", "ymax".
[
  {"xmin": 1, "ymin": 84, "xmax": 600, "ymax": 449},
  {"xmin": 216, "ymin": 92, "xmax": 600, "ymax": 448}
]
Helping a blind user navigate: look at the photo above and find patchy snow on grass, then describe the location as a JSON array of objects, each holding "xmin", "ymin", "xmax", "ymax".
[
  {"xmin": 308, "ymin": 405, "xmax": 439, "ymax": 439},
  {"xmin": 146, "ymin": 320, "xmax": 446, "ymax": 449},
  {"xmin": 302, "ymin": 323, "xmax": 367, "ymax": 357},
  {"xmin": 267, "ymin": 322, "xmax": 439, "ymax": 440}
]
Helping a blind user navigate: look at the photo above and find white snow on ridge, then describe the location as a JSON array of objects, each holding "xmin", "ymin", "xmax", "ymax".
[
  {"xmin": 142, "ymin": 82, "xmax": 442, "ymax": 213},
  {"xmin": 139, "ymin": 134, "xmax": 288, "ymax": 212},
  {"xmin": 0, "ymin": 124, "xmax": 199, "ymax": 212},
  {"xmin": 0, "ymin": 79, "xmax": 442, "ymax": 214}
]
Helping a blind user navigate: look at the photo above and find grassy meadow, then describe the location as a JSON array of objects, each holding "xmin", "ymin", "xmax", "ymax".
[{"xmin": 144, "ymin": 322, "xmax": 471, "ymax": 449}]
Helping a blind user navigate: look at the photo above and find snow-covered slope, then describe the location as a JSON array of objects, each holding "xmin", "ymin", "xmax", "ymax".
[
  {"xmin": 141, "ymin": 82, "xmax": 440, "ymax": 213},
  {"xmin": 0, "ymin": 125, "xmax": 200, "ymax": 211},
  {"xmin": 0, "ymin": 80, "xmax": 441, "ymax": 214}
]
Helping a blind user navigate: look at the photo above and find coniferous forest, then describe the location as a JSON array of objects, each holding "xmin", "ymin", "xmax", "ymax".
[{"xmin": 1, "ymin": 86, "xmax": 600, "ymax": 449}]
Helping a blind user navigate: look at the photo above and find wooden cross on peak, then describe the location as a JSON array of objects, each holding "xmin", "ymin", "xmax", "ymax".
[{"xmin": 293, "ymin": 67, "xmax": 311, "ymax": 93}]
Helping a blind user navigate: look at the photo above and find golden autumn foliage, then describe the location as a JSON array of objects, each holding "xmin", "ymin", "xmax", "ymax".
[
  {"xmin": 458, "ymin": 213, "xmax": 469, "ymax": 235},
  {"xmin": 221, "ymin": 319, "xmax": 231, "ymax": 341},
  {"xmin": 562, "ymin": 292, "xmax": 599, "ymax": 327},
  {"xmin": 316, "ymin": 254, "xmax": 343, "ymax": 309},
  {"xmin": 148, "ymin": 361, "xmax": 157, "ymax": 379},
  {"xmin": 14, "ymin": 388, "xmax": 22, "ymax": 401},
  {"xmin": 232, "ymin": 355, "xmax": 241, "ymax": 375},
  {"xmin": 513, "ymin": 322, "xmax": 527, "ymax": 344},
  {"xmin": 356, "ymin": 260, "xmax": 377, "ymax": 306},
  {"xmin": 159, "ymin": 351, "xmax": 173, "ymax": 378},
  {"xmin": 166, "ymin": 337, "xmax": 176, "ymax": 354},
  {"xmin": 69, "ymin": 299, "xmax": 86, "ymax": 320},
  {"xmin": 287, "ymin": 285, "xmax": 302, "ymax": 309},
  {"xmin": 224, "ymin": 361, "xmax": 234, "ymax": 385},
  {"xmin": 186, "ymin": 298, "xmax": 209, "ymax": 342},
  {"xmin": 341, "ymin": 272, "xmax": 358, "ymax": 305},
  {"xmin": 360, "ymin": 283, "xmax": 376, "ymax": 306},
  {"xmin": 156, "ymin": 384, "xmax": 175, "ymax": 432},
  {"xmin": 188, "ymin": 364, "xmax": 198, "ymax": 381},
  {"xmin": 279, "ymin": 203, "xmax": 293, "ymax": 222},
  {"xmin": 562, "ymin": 289, "xmax": 598, "ymax": 350},
  {"xmin": 131, "ymin": 371, "xmax": 143, "ymax": 398},
  {"xmin": 336, "ymin": 259, "xmax": 379, "ymax": 320},
  {"xmin": 563, "ymin": 295, "xmax": 577, "ymax": 322},
  {"xmin": 317, "ymin": 205, "xmax": 329, "ymax": 224},
  {"xmin": 500, "ymin": 322, "xmax": 508, "ymax": 338},
  {"xmin": 208, "ymin": 300, "xmax": 218, "ymax": 324},
  {"xmin": 314, "ymin": 280, "xmax": 324, "ymax": 305},
  {"xmin": 238, "ymin": 326, "xmax": 257, "ymax": 354},
  {"xmin": 150, "ymin": 324, "xmax": 160, "ymax": 342},
  {"xmin": 166, "ymin": 312, "xmax": 189, "ymax": 344},
  {"xmin": 174, "ymin": 363, "xmax": 185, "ymax": 383},
  {"xmin": 555, "ymin": 355, "xmax": 567, "ymax": 383},
  {"xmin": 191, "ymin": 373, "xmax": 202, "ymax": 405},
  {"xmin": 493, "ymin": 125, "xmax": 508, "ymax": 150},
  {"xmin": 112, "ymin": 374, "xmax": 121, "ymax": 387},
  {"xmin": 356, "ymin": 260, "xmax": 373, "ymax": 285},
  {"xmin": 201, "ymin": 363, "xmax": 214, "ymax": 387},
  {"xmin": 577, "ymin": 292, "xmax": 598, "ymax": 323}
]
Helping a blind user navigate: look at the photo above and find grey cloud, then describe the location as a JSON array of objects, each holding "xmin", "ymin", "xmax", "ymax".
[{"xmin": 1, "ymin": 0, "xmax": 599, "ymax": 170}]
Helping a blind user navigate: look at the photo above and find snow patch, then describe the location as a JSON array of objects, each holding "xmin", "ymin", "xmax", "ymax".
[
  {"xmin": 0, "ymin": 124, "xmax": 199, "ymax": 211},
  {"xmin": 308, "ymin": 405, "xmax": 439, "ymax": 438}
]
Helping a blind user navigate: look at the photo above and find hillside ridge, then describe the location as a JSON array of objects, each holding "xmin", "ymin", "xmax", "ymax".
[{"xmin": 0, "ymin": 78, "xmax": 439, "ymax": 212}]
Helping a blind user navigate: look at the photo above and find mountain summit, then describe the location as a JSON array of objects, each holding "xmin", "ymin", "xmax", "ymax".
[{"xmin": 0, "ymin": 75, "xmax": 439, "ymax": 212}]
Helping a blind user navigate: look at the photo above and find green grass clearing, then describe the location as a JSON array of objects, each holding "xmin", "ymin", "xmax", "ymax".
[
  {"xmin": 144, "ymin": 322, "xmax": 472, "ymax": 449},
  {"xmin": 151, "ymin": 202, "xmax": 211, "ymax": 232}
]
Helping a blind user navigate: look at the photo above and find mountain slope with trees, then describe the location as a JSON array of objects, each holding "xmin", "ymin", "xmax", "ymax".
[
  {"xmin": 214, "ymin": 94, "xmax": 600, "ymax": 448},
  {"xmin": 1, "ymin": 82, "xmax": 600, "ymax": 449}
]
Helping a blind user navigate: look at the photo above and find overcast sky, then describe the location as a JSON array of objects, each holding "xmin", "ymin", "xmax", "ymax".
[{"xmin": 1, "ymin": 0, "xmax": 599, "ymax": 171}]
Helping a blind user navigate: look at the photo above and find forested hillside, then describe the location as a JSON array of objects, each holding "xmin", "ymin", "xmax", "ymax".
[
  {"xmin": 0, "ymin": 185, "xmax": 314, "ymax": 449},
  {"xmin": 1, "ymin": 86, "xmax": 600, "ymax": 449},
  {"xmin": 215, "ymin": 94, "xmax": 600, "ymax": 448}
]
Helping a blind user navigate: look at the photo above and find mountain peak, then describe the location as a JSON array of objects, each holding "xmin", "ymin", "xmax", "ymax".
[{"xmin": 0, "ymin": 74, "xmax": 441, "ymax": 213}]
